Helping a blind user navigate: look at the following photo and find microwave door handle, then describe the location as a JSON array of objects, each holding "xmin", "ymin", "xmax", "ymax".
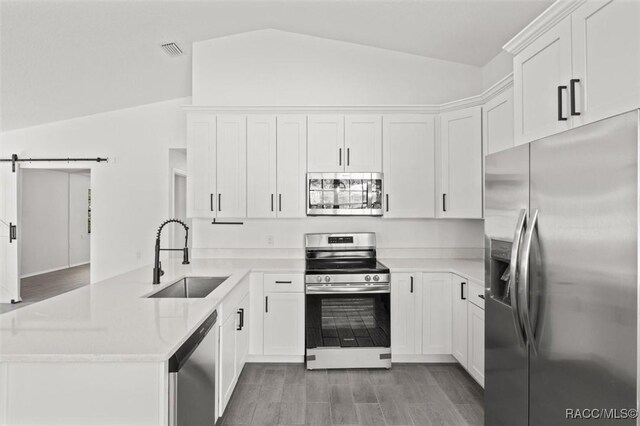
[
  {"xmin": 509, "ymin": 208, "xmax": 528, "ymax": 348},
  {"xmin": 519, "ymin": 209, "xmax": 539, "ymax": 355}
]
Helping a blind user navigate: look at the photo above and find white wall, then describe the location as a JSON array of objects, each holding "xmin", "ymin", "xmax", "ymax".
[
  {"xmin": 482, "ymin": 50, "xmax": 513, "ymax": 91},
  {"xmin": 2, "ymin": 98, "xmax": 188, "ymax": 283},
  {"xmin": 193, "ymin": 29, "xmax": 482, "ymax": 106},
  {"xmin": 69, "ymin": 173, "xmax": 90, "ymax": 267}
]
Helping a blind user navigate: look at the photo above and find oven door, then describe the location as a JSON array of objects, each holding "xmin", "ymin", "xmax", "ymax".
[{"xmin": 305, "ymin": 284, "xmax": 391, "ymax": 369}]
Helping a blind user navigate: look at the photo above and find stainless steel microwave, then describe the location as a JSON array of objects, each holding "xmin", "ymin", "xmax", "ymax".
[{"xmin": 307, "ymin": 172, "xmax": 383, "ymax": 216}]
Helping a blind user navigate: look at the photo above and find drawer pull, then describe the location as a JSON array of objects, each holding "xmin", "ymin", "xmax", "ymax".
[{"xmin": 275, "ymin": 280, "xmax": 292, "ymax": 284}]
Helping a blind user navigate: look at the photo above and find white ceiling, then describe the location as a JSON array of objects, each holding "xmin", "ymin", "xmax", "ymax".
[{"xmin": 0, "ymin": 0, "xmax": 553, "ymax": 131}]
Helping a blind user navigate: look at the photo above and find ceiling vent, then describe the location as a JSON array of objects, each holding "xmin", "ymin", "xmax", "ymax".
[{"xmin": 160, "ymin": 42, "xmax": 184, "ymax": 57}]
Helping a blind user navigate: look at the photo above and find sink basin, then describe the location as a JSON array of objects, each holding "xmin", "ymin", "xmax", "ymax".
[{"xmin": 148, "ymin": 276, "xmax": 229, "ymax": 298}]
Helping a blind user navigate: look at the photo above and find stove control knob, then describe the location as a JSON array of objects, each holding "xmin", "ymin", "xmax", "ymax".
[
  {"xmin": 373, "ymin": 275, "xmax": 380, "ymax": 282},
  {"xmin": 325, "ymin": 276, "xmax": 331, "ymax": 283},
  {"xmin": 365, "ymin": 275, "xmax": 371, "ymax": 282},
  {"xmin": 316, "ymin": 276, "xmax": 323, "ymax": 283}
]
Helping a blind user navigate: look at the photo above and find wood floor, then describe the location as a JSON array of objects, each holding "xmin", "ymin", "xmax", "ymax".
[
  {"xmin": 0, "ymin": 264, "xmax": 90, "ymax": 314},
  {"xmin": 221, "ymin": 363, "xmax": 483, "ymax": 426}
]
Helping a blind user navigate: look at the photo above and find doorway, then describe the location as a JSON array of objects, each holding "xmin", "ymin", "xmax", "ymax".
[
  {"xmin": 2, "ymin": 168, "xmax": 92, "ymax": 313},
  {"xmin": 171, "ymin": 169, "xmax": 189, "ymax": 258}
]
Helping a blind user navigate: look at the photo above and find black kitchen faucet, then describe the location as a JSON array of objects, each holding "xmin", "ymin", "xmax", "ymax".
[{"xmin": 153, "ymin": 219, "xmax": 190, "ymax": 284}]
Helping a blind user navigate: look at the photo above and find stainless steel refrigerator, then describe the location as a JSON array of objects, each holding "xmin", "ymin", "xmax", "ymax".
[{"xmin": 485, "ymin": 110, "xmax": 638, "ymax": 425}]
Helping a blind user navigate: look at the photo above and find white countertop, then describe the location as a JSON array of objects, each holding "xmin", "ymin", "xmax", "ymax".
[{"xmin": 0, "ymin": 257, "xmax": 480, "ymax": 362}]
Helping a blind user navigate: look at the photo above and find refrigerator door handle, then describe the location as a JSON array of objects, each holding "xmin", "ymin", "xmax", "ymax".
[
  {"xmin": 509, "ymin": 208, "xmax": 528, "ymax": 347},
  {"xmin": 520, "ymin": 208, "xmax": 539, "ymax": 355}
]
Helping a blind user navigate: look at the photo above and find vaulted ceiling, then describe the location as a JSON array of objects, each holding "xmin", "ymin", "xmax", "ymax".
[{"xmin": 0, "ymin": 0, "xmax": 552, "ymax": 131}]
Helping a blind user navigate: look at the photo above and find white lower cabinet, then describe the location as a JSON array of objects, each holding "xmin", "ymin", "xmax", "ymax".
[
  {"xmin": 263, "ymin": 292, "xmax": 305, "ymax": 356},
  {"xmin": 219, "ymin": 311, "xmax": 237, "ymax": 412},
  {"xmin": 467, "ymin": 301, "xmax": 485, "ymax": 387},
  {"xmin": 422, "ymin": 273, "xmax": 452, "ymax": 354},
  {"xmin": 451, "ymin": 275, "xmax": 468, "ymax": 368},
  {"xmin": 391, "ymin": 273, "xmax": 422, "ymax": 355}
]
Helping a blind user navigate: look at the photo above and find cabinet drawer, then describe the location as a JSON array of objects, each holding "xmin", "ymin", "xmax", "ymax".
[
  {"xmin": 264, "ymin": 274, "xmax": 304, "ymax": 293},
  {"xmin": 468, "ymin": 282, "xmax": 485, "ymax": 310}
]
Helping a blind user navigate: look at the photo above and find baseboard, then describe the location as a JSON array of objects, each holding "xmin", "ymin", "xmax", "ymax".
[
  {"xmin": 69, "ymin": 261, "xmax": 90, "ymax": 268},
  {"xmin": 246, "ymin": 354, "xmax": 305, "ymax": 363},
  {"xmin": 391, "ymin": 354, "xmax": 456, "ymax": 363}
]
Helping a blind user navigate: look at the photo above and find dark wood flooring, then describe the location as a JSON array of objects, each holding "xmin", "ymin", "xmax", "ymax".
[
  {"xmin": 221, "ymin": 363, "xmax": 483, "ymax": 425},
  {"xmin": 0, "ymin": 264, "xmax": 90, "ymax": 314}
]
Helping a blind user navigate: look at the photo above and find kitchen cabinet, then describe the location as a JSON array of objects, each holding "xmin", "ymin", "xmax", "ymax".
[
  {"xmin": 571, "ymin": 0, "xmax": 640, "ymax": 127},
  {"xmin": 391, "ymin": 273, "xmax": 422, "ymax": 355},
  {"xmin": 216, "ymin": 115, "xmax": 247, "ymax": 218},
  {"xmin": 263, "ymin": 292, "xmax": 305, "ymax": 356},
  {"xmin": 235, "ymin": 294, "xmax": 250, "ymax": 376},
  {"xmin": 467, "ymin": 301, "xmax": 485, "ymax": 387},
  {"xmin": 483, "ymin": 86, "xmax": 514, "ymax": 155},
  {"xmin": 451, "ymin": 275, "xmax": 468, "ymax": 368},
  {"xmin": 383, "ymin": 114, "xmax": 436, "ymax": 218},
  {"xmin": 422, "ymin": 273, "xmax": 452, "ymax": 354},
  {"xmin": 186, "ymin": 113, "xmax": 216, "ymax": 218},
  {"xmin": 513, "ymin": 17, "xmax": 573, "ymax": 145},
  {"xmin": 438, "ymin": 106, "xmax": 482, "ymax": 218},
  {"xmin": 307, "ymin": 115, "xmax": 344, "ymax": 172},
  {"xmin": 247, "ymin": 115, "xmax": 307, "ymax": 218},
  {"xmin": 219, "ymin": 310, "xmax": 237, "ymax": 411},
  {"xmin": 344, "ymin": 115, "xmax": 382, "ymax": 172}
]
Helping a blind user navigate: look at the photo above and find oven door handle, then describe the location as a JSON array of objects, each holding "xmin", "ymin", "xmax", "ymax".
[{"xmin": 306, "ymin": 284, "xmax": 390, "ymax": 294}]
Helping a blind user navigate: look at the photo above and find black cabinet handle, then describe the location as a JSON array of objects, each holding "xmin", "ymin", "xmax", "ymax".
[
  {"xmin": 279, "ymin": 194, "xmax": 282, "ymax": 212},
  {"xmin": 218, "ymin": 194, "xmax": 222, "ymax": 211},
  {"xmin": 570, "ymin": 78, "xmax": 581, "ymax": 116},
  {"xmin": 410, "ymin": 276, "xmax": 414, "ymax": 293},
  {"xmin": 461, "ymin": 282, "xmax": 466, "ymax": 300},
  {"xmin": 9, "ymin": 222, "xmax": 16, "ymax": 243},
  {"xmin": 236, "ymin": 309, "xmax": 242, "ymax": 330},
  {"xmin": 210, "ymin": 194, "xmax": 214, "ymax": 212},
  {"xmin": 557, "ymin": 86, "xmax": 568, "ymax": 121},
  {"xmin": 265, "ymin": 296, "xmax": 269, "ymax": 313},
  {"xmin": 271, "ymin": 194, "xmax": 274, "ymax": 212},
  {"xmin": 443, "ymin": 194, "xmax": 447, "ymax": 212},
  {"xmin": 339, "ymin": 148, "xmax": 342, "ymax": 166},
  {"xmin": 275, "ymin": 280, "xmax": 292, "ymax": 284},
  {"xmin": 479, "ymin": 294, "xmax": 485, "ymax": 300},
  {"xmin": 386, "ymin": 194, "xmax": 389, "ymax": 212},
  {"xmin": 347, "ymin": 148, "xmax": 350, "ymax": 166}
]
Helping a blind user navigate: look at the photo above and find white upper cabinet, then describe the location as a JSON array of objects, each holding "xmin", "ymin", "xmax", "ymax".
[
  {"xmin": 307, "ymin": 115, "xmax": 345, "ymax": 172},
  {"xmin": 513, "ymin": 16, "xmax": 573, "ymax": 145},
  {"xmin": 216, "ymin": 115, "xmax": 247, "ymax": 218},
  {"xmin": 383, "ymin": 114, "xmax": 436, "ymax": 218},
  {"xmin": 247, "ymin": 115, "xmax": 277, "ymax": 218},
  {"xmin": 438, "ymin": 106, "xmax": 482, "ymax": 218},
  {"xmin": 276, "ymin": 115, "xmax": 307, "ymax": 218},
  {"xmin": 187, "ymin": 113, "xmax": 216, "ymax": 218},
  {"xmin": 391, "ymin": 273, "xmax": 422, "ymax": 355},
  {"xmin": 571, "ymin": 0, "xmax": 640, "ymax": 126},
  {"xmin": 483, "ymin": 86, "xmax": 514, "ymax": 155},
  {"xmin": 422, "ymin": 273, "xmax": 452, "ymax": 355},
  {"xmin": 344, "ymin": 115, "xmax": 382, "ymax": 172}
]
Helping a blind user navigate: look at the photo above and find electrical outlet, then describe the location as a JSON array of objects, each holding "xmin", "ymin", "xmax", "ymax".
[{"xmin": 266, "ymin": 235, "xmax": 275, "ymax": 246}]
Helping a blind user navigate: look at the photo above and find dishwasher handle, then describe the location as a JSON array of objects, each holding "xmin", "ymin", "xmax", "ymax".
[{"xmin": 168, "ymin": 310, "xmax": 217, "ymax": 373}]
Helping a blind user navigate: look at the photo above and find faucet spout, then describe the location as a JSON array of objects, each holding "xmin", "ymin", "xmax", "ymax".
[{"xmin": 153, "ymin": 218, "xmax": 190, "ymax": 284}]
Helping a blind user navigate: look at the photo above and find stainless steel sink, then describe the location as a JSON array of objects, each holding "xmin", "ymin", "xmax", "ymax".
[{"xmin": 148, "ymin": 276, "xmax": 229, "ymax": 298}]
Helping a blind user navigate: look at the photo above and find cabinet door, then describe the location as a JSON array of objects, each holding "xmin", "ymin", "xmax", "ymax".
[
  {"xmin": 467, "ymin": 302, "xmax": 485, "ymax": 387},
  {"xmin": 247, "ymin": 115, "xmax": 277, "ymax": 218},
  {"xmin": 263, "ymin": 293, "xmax": 305, "ymax": 355},
  {"xmin": 219, "ymin": 313, "xmax": 237, "ymax": 412},
  {"xmin": 216, "ymin": 115, "xmax": 247, "ymax": 218},
  {"xmin": 276, "ymin": 115, "xmax": 307, "ymax": 218},
  {"xmin": 344, "ymin": 115, "xmax": 382, "ymax": 172},
  {"xmin": 382, "ymin": 115, "xmax": 436, "ymax": 218},
  {"xmin": 235, "ymin": 294, "xmax": 250, "ymax": 376},
  {"xmin": 422, "ymin": 273, "xmax": 452, "ymax": 355},
  {"xmin": 439, "ymin": 106, "xmax": 482, "ymax": 218},
  {"xmin": 391, "ymin": 273, "xmax": 422, "ymax": 355},
  {"xmin": 513, "ymin": 17, "xmax": 573, "ymax": 145},
  {"xmin": 186, "ymin": 113, "xmax": 216, "ymax": 218},
  {"xmin": 571, "ymin": 0, "xmax": 640, "ymax": 126},
  {"xmin": 307, "ymin": 115, "xmax": 345, "ymax": 172},
  {"xmin": 451, "ymin": 276, "xmax": 468, "ymax": 368},
  {"xmin": 483, "ymin": 87, "xmax": 514, "ymax": 155}
]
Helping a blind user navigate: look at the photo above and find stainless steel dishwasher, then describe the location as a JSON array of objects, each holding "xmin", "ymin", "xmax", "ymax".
[{"xmin": 168, "ymin": 310, "xmax": 218, "ymax": 426}]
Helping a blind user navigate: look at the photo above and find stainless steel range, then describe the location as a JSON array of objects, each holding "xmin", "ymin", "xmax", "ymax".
[{"xmin": 305, "ymin": 232, "xmax": 391, "ymax": 369}]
